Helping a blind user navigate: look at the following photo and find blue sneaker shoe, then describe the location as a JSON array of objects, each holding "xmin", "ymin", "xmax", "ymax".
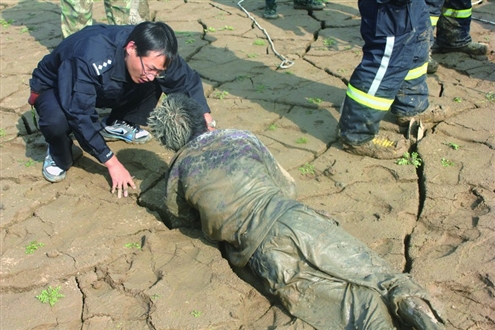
[
  {"xmin": 100, "ymin": 119, "xmax": 152, "ymax": 144},
  {"xmin": 42, "ymin": 148, "xmax": 66, "ymax": 183}
]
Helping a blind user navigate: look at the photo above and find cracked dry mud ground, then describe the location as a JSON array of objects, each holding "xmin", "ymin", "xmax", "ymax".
[{"xmin": 1, "ymin": 0, "xmax": 494, "ymax": 329}]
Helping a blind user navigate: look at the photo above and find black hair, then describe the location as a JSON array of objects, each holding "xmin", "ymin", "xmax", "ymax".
[
  {"xmin": 148, "ymin": 94, "xmax": 208, "ymax": 152},
  {"xmin": 126, "ymin": 21, "xmax": 178, "ymax": 68}
]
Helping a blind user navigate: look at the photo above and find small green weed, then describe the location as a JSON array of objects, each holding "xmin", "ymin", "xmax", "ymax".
[
  {"xmin": 204, "ymin": 27, "xmax": 216, "ymax": 33},
  {"xmin": 36, "ymin": 286, "xmax": 64, "ymax": 307},
  {"xmin": 185, "ymin": 38, "xmax": 195, "ymax": 44},
  {"xmin": 151, "ymin": 294, "xmax": 160, "ymax": 300},
  {"xmin": 21, "ymin": 26, "xmax": 36, "ymax": 33},
  {"xmin": 214, "ymin": 91, "xmax": 229, "ymax": 100},
  {"xmin": 395, "ymin": 152, "xmax": 422, "ymax": 168},
  {"xmin": 444, "ymin": 142, "xmax": 460, "ymax": 150},
  {"xmin": 299, "ymin": 163, "xmax": 315, "ymax": 175},
  {"xmin": 441, "ymin": 158, "xmax": 454, "ymax": 167},
  {"xmin": 0, "ymin": 128, "xmax": 6, "ymax": 137},
  {"xmin": 18, "ymin": 159, "xmax": 37, "ymax": 167},
  {"xmin": 235, "ymin": 75, "xmax": 249, "ymax": 81},
  {"xmin": 307, "ymin": 97, "xmax": 322, "ymax": 105},
  {"xmin": 268, "ymin": 124, "xmax": 277, "ymax": 131},
  {"xmin": 255, "ymin": 84, "xmax": 266, "ymax": 93},
  {"xmin": 253, "ymin": 39, "xmax": 266, "ymax": 46},
  {"xmin": 191, "ymin": 310, "xmax": 202, "ymax": 317},
  {"xmin": 247, "ymin": 53, "xmax": 258, "ymax": 58},
  {"xmin": 0, "ymin": 19, "xmax": 14, "ymax": 27},
  {"xmin": 26, "ymin": 241, "xmax": 45, "ymax": 254},
  {"xmin": 219, "ymin": 25, "xmax": 234, "ymax": 31},
  {"xmin": 124, "ymin": 242, "xmax": 141, "ymax": 249},
  {"xmin": 453, "ymin": 96, "xmax": 462, "ymax": 103},
  {"xmin": 323, "ymin": 38, "xmax": 336, "ymax": 47},
  {"xmin": 296, "ymin": 137, "xmax": 308, "ymax": 144},
  {"xmin": 485, "ymin": 92, "xmax": 495, "ymax": 101}
]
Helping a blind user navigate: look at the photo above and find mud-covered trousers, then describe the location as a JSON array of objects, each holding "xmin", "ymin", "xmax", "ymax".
[
  {"xmin": 425, "ymin": 0, "xmax": 473, "ymax": 49},
  {"xmin": 33, "ymin": 83, "xmax": 161, "ymax": 171},
  {"xmin": 60, "ymin": 0, "xmax": 149, "ymax": 38},
  {"xmin": 338, "ymin": 0, "xmax": 431, "ymax": 145},
  {"xmin": 248, "ymin": 205, "xmax": 431, "ymax": 329}
]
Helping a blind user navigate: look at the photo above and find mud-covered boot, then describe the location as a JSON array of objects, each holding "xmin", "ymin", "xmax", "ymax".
[
  {"xmin": 293, "ymin": 0, "xmax": 325, "ymax": 10},
  {"xmin": 437, "ymin": 41, "xmax": 488, "ymax": 56},
  {"xmin": 427, "ymin": 54, "xmax": 439, "ymax": 74},
  {"xmin": 341, "ymin": 134, "xmax": 410, "ymax": 160},
  {"xmin": 397, "ymin": 104, "xmax": 451, "ymax": 126}
]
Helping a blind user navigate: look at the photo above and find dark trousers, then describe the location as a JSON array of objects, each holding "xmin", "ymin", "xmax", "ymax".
[
  {"xmin": 339, "ymin": 0, "xmax": 430, "ymax": 145},
  {"xmin": 34, "ymin": 83, "xmax": 161, "ymax": 169}
]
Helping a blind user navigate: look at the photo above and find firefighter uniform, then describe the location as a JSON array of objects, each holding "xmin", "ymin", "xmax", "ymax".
[
  {"xmin": 29, "ymin": 24, "xmax": 210, "ymax": 171},
  {"xmin": 60, "ymin": 0, "xmax": 150, "ymax": 38},
  {"xmin": 338, "ymin": 0, "xmax": 431, "ymax": 146}
]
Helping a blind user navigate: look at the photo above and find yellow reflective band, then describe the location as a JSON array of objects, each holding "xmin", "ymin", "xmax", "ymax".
[
  {"xmin": 430, "ymin": 16, "xmax": 439, "ymax": 26},
  {"xmin": 443, "ymin": 7, "xmax": 471, "ymax": 19},
  {"xmin": 346, "ymin": 84, "xmax": 393, "ymax": 111},
  {"xmin": 405, "ymin": 62, "xmax": 428, "ymax": 81}
]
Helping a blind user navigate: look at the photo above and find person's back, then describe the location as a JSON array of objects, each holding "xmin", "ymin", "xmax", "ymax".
[{"xmin": 166, "ymin": 129, "xmax": 297, "ymax": 267}]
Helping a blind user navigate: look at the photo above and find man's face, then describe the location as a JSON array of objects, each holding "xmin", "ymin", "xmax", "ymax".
[{"xmin": 125, "ymin": 41, "xmax": 167, "ymax": 83}]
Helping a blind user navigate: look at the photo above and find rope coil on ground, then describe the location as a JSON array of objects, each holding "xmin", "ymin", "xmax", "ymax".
[{"xmin": 237, "ymin": 0, "xmax": 295, "ymax": 69}]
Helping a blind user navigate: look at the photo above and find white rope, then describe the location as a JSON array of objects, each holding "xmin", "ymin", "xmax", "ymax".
[{"xmin": 237, "ymin": 0, "xmax": 295, "ymax": 69}]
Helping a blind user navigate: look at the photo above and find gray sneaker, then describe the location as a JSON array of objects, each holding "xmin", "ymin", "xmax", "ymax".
[
  {"xmin": 42, "ymin": 148, "xmax": 66, "ymax": 183},
  {"xmin": 100, "ymin": 119, "xmax": 152, "ymax": 144}
]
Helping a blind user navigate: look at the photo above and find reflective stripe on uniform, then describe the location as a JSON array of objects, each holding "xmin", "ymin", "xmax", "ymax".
[
  {"xmin": 369, "ymin": 36, "xmax": 395, "ymax": 96},
  {"xmin": 442, "ymin": 7, "xmax": 471, "ymax": 19},
  {"xmin": 346, "ymin": 84, "xmax": 394, "ymax": 111},
  {"xmin": 405, "ymin": 62, "xmax": 427, "ymax": 81},
  {"xmin": 430, "ymin": 15, "xmax": 439, "ymax": 27}
]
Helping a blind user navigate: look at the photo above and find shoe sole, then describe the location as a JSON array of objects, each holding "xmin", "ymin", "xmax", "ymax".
[{"xmin": 42, "ymin": 168, "xmax": 66, "ymax": 183}]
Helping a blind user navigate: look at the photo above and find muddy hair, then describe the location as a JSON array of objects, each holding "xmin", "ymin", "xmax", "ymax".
[{"xmin": 148, "ymin": 94, "xmax": 208, "ymax": 152}]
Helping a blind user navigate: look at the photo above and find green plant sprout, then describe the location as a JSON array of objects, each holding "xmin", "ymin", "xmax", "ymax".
[
  {"xmin": 0, "ymin": 128, "xmax": 6, "ymax": 137},
  {"xmin": 18, "ymin": 159, "xmax": 37, "ymax": 167},
  {"xmin": 323, "ymin": 38, "xmax": 336, "ymax": 47},
  {"xmin": 299, "ymin": 163, "xmax": 315, "ymax": 175},
  {"xmin": 25, "ymin": 241, "xmax": 45, "ymax": 254},
  {"xmin": 0, "ymin": 19, "xmax": 14, "ymax": 27},
  {"xmin": 395, "ymin": 152, "xmax": 422, "ymax": 168},
  {"xmin": 214, "ymin": 91, "xmax": 229, "ymax": 100},
  {"xmin": 151, "ymin": 294, "xmax": 160, "ymax": 300},
  {"xmin": 204, "ymin": 27, "xmax": 216, "ymax": 33},
  {"xmin": 268, "ymin": 124, "xmax": 277, "ymax": 131},
  {"xmin": 296, "ymin": 137, "xmax": 308, "ymax": 144},
  {"xmin": 453, "ymin": 96, "xmax": 462, "ymax": 103},
  {"xmin": 255, "ymin": 84, "xmax": 266, "ymax": 93},
  {"xmin": 441, "ymin": 158, "xmax": 454, "ymax": 167},
  {"xmin": 485, "ymin": 92, "xmax": 495, "ymax": 101},
  {"xmin": 247, "ymin": 53, "xmax": 258, "ymax": 58},
  {"xmin": 219, "ymin": 25, "xmax": 234, "ymax": 31},
  {"xmin": 253, "ymin": 39, "xmax": 266, "ymax": 46},
  {"xmin": 185, "ymin": 38, "xmax": 195, "ymax": 44},
  {"xmin": 191, "ymin": 310, "xmax": 202, "ymax": 317},
  {"xmin": 444, "ymin": 142, "xmax": 460, "ymax": 150},
  {"xmin": 21, "ymin": 26, "xmax": 36, "ymax": 33},
  {"xmin": 36, "ymin": 286, "xmax": 64, "ymax": 307},
  {"xmin": 307, "ymin": 97, "xmax": 322, "ymax": 105},
  {"xmin": 124, "ymin": 242, "xmax": 141, "ymax": 249}
]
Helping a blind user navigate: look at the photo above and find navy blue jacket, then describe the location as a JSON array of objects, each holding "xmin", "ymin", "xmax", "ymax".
[{"xmin": 30, "ymin": 24, "xmax": 210, "ymax": 163}]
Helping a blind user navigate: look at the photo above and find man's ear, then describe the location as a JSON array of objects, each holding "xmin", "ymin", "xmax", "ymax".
[{"xmin": 125, "ymin": 41, "xmax": 136, "ymax": 52}]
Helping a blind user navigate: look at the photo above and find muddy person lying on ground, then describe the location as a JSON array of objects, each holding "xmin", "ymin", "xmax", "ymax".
[{"xmin": 147, "ymin": 94, "xmax": 446, "ymax": 330}]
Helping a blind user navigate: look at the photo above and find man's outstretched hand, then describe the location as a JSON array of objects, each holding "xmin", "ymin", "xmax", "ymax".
[{"xmin": 105, "ymin": 155, "xmax": 136, "ymax": 198}]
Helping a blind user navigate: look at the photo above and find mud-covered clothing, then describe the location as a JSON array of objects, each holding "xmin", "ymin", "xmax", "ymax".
[
  {"xmin": 61, "ymin": 0, "xmax": 150, "ymax": 38},
  {"xmin": 30, "ymin": 24, "xmax": 210, "ymax": 168},
  {"xmin": 339, "ymin": 0, "xmax": 430, "ymax": 145},
  {"xmin": 165, "ymin": 129, "xmax": 297, "ymax": 267},
  {"xmin": 425, "ymin": 0, "xmax": 473, "ymax": 49},
  {"xmin": 165, "ymin": 129, "xmax": 435, "ymax": 329}
]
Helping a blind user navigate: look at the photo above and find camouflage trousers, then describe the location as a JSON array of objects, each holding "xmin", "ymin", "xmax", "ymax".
[{"xmin": 60, "ymin": 0, "xmax": 150, "ymax": 38}]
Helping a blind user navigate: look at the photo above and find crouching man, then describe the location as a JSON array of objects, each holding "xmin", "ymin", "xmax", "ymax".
[{"xmin": 147, "ymin": 94, "xmax": 445, "ymax": 330}]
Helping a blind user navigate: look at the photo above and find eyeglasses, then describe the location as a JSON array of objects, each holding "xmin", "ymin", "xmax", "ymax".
[{"xmin": 139, "ymin": 56, "xmax": 166, "ymax": 79}]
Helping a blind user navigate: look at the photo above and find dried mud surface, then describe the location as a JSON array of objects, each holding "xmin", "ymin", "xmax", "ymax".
[{"xmin": 1, "ymin": 0, "xmax": 494, "ymax": 329}]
